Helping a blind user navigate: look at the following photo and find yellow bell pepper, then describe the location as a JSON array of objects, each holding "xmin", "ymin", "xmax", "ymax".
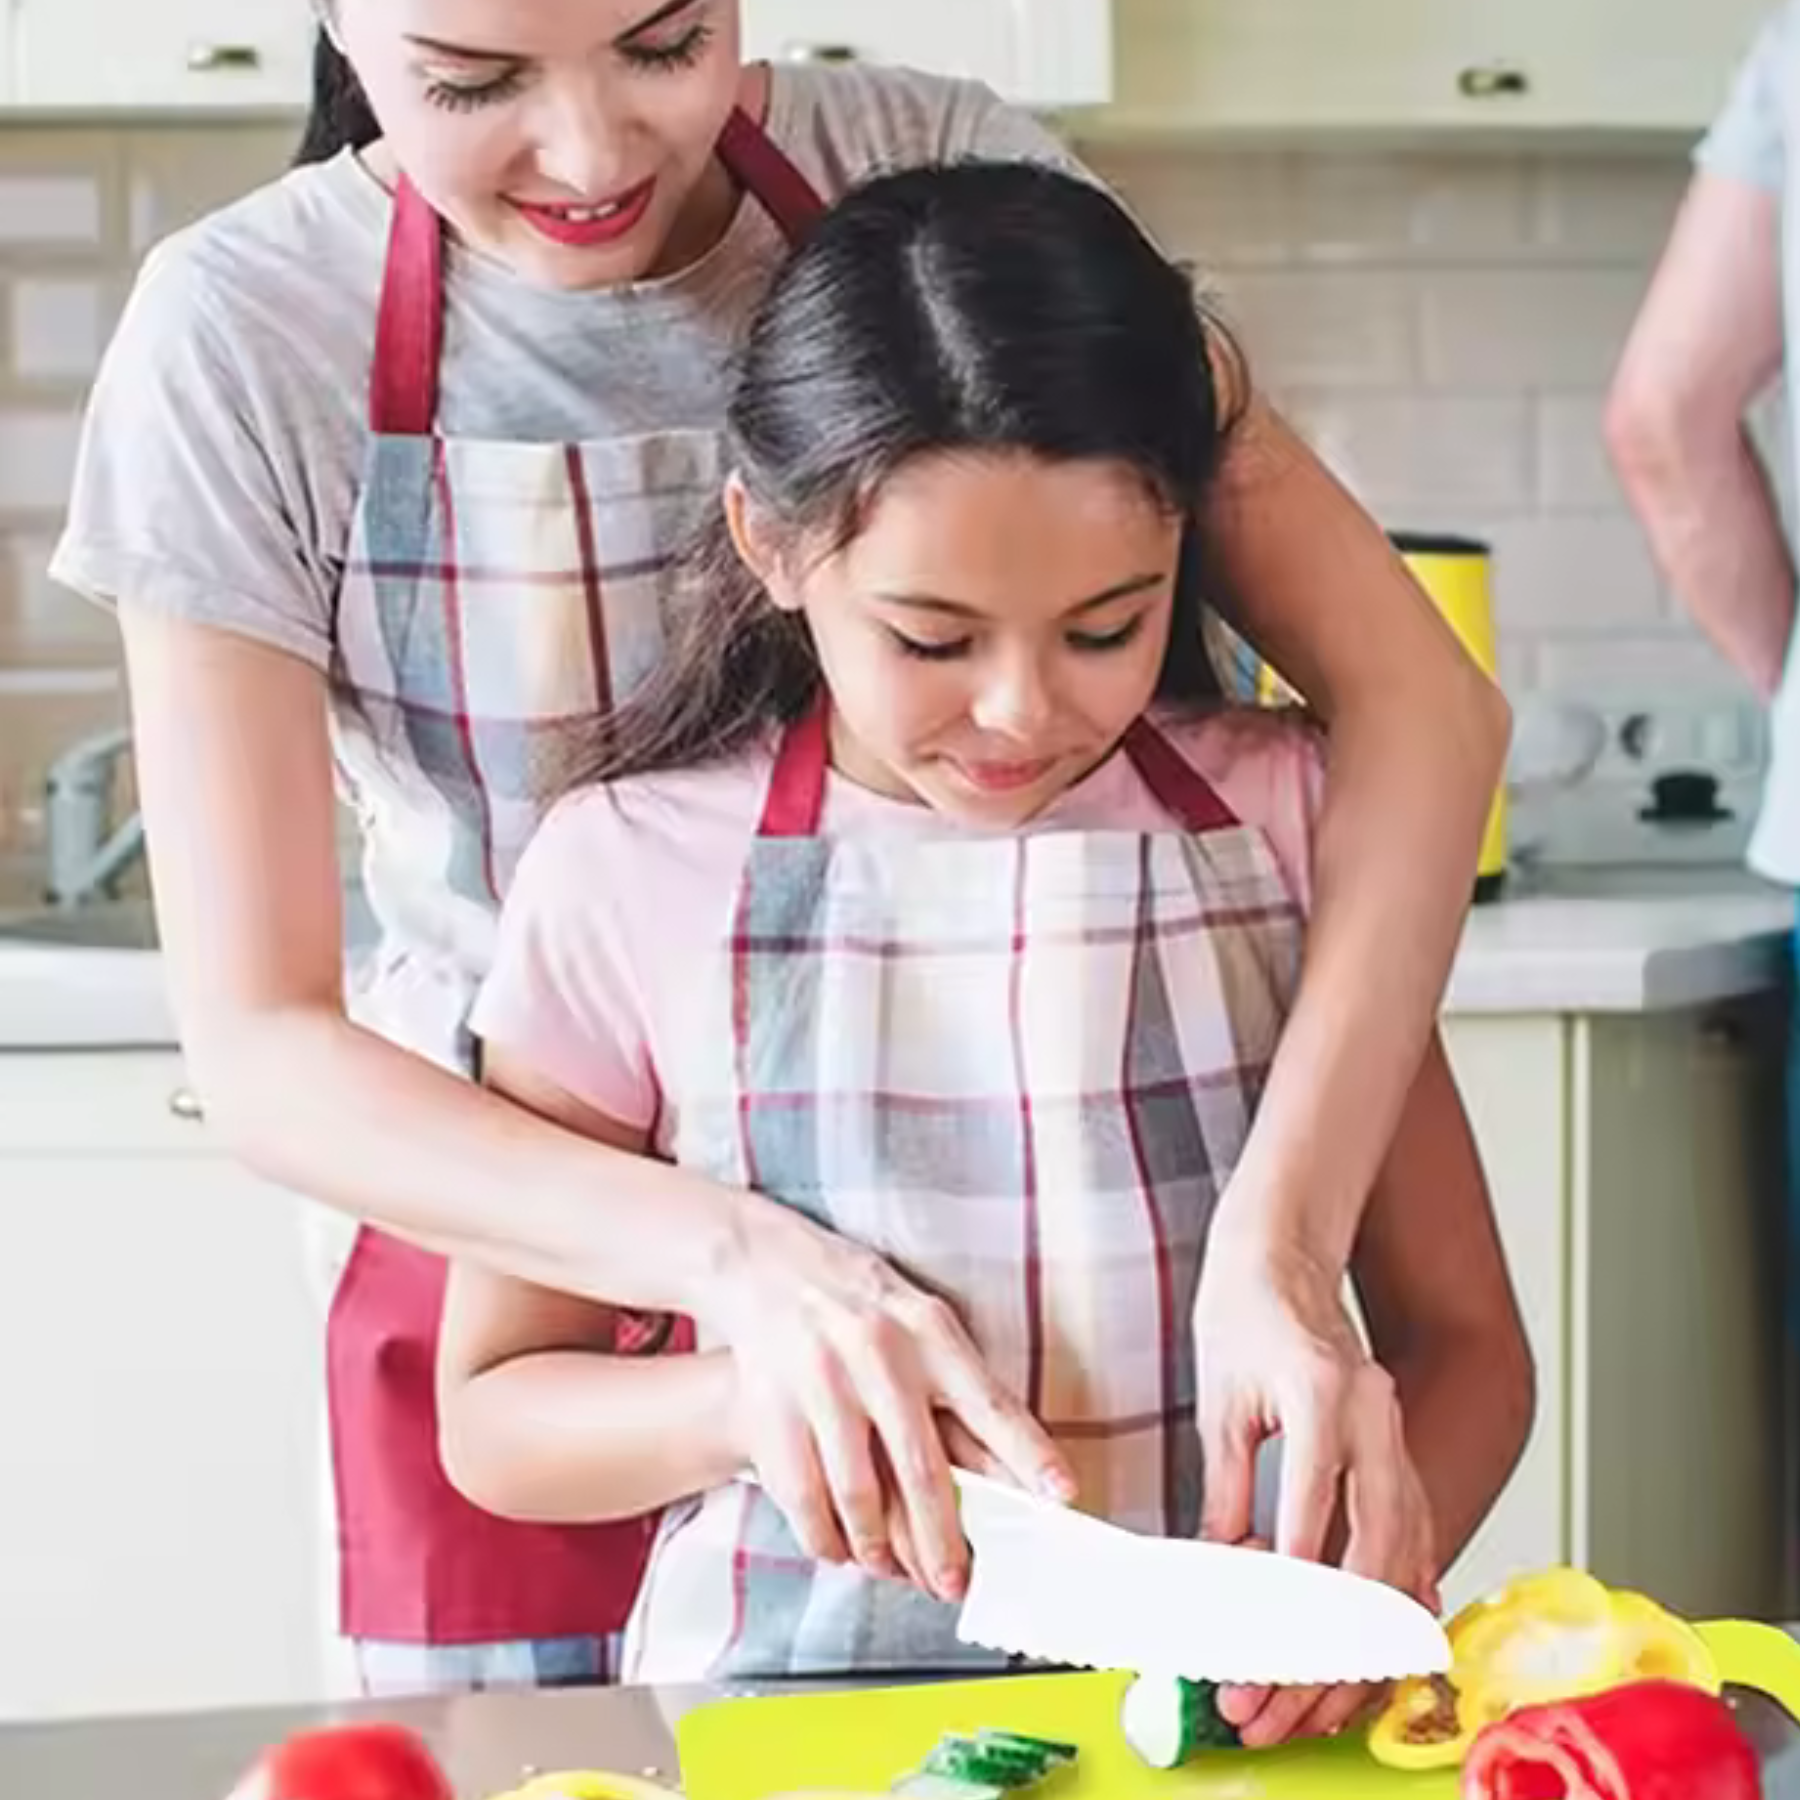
[
  {"xmin": 486, "ymin": 1773, "xmax": 681, "ymax": 1800},
  {"xmin": 1368, "ymin": 1568, "xmax": 1719, "ymax": 1772}
]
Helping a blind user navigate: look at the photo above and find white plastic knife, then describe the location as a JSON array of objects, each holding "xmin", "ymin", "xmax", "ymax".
[{"xmin": 951, "ymin": 1468, "xmax": 1452, "ymax": 1687}]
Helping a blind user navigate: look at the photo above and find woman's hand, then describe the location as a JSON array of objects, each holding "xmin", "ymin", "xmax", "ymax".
[
  {"xmin": 1192, "ymin": 1232, "xmax": 1440, "ymax": 1747},
  {"xmin": 713, "ymin": 1200, "xmax": 1074, "ymax": 1602}
]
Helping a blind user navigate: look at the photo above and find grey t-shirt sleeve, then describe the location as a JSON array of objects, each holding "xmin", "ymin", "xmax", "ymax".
[
  {"xmin": 1696, "ymin": 4, "xmax": 1792, "ymax": 194},
  {"xmin": 49, "ymin": 230, "xmax": 341, "ymax": 670}
]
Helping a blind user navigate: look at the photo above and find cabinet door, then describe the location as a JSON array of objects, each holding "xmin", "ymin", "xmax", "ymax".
[
  {"xmin": 1460, "ymin": 1, "xmax": 1770, "ymax": 132},
  {"xmin": 1105, "ymin": 0, "xmax": 1769, "ymax": 135},
  {"xmin": 1438, "ymin": 1016, "xmax": 1570, "ymax": 1614},
  {"xmin": 1574, "ymin": 1004, "xmax": 1789, "ymax": 1620},
  {"xmin": 1108, "ymin": 0, "xmax": 1471, "ymax": 132},
  {"xmin": 741, "ymin": 0, "xmax": 1111, "ymax": 107},
  {"xmin": 13, "ymin": 0, "xmax": 311, "ymax": 110},
  {"xmin": 0, "ymin": 1147, "xmax": 328, "ymax": 1721}
]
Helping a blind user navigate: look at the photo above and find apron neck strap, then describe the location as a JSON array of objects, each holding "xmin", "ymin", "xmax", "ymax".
[
  {"xmin": 758, "ymin": 703, "xmax": 1244, "ymax": 840},
  {"xmin": 366, "ymin": 108, "xmax": 824, "ymax": 439},
  {"xmin": 370, "ymin": 175, "xmax": 444, "ymax": 437},
  {"xmin": 758, "ymin": 694, "xmax": 831, "ymax": 838},
  {"xmin": 716, "ymin": 104, "xmax": 827, "ymax": 241},
  {"xmin": 1122, "ymin": 718, "xmax": 1242, "ymax": 832}
]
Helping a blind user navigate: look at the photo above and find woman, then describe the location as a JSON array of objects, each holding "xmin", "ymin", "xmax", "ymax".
[{"xmin": 50, "ymin": 0, "xmax": 1506, "ymax": 1732}]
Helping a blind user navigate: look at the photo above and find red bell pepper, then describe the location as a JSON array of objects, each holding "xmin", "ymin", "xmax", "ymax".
[
  {"xmin": 226, "ymin": 1724, "xmax": 454, "ymax": 1800},
  {"xmin": 1461, "ymin": 1680, "xmax": 1760, "ymax": 1800}
]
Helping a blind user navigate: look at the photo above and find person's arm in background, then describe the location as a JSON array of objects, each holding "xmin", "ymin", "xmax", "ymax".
[
  {"xmin": 1187, "ymin": 398, "xmax": 1511, "ymax": 1571},
  {"xmin": 1220, "ymin": 1031, "xmax": 1536, "ymax": 1750},
  {"xmin": 1606, "ymin": 172, "xmax": 1790, "ymax": 693}
]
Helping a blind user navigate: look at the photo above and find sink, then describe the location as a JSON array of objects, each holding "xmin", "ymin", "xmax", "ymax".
[{"xmin": 0, "ymin": 900, "xmax": 160, "ymax": 952}]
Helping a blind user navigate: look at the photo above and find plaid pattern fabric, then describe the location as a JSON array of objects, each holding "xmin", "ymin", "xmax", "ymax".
[
  {"xmin": 354, "ymin": 1630, "xmax": 626, "ymax": 1698},
  {"xmin": 332, "ymin": 430, "xmax": 726, "ymax": 1069},
  {"xmin": 624, "ymin": 776, "xmax": 1307, "ymax": 1682}
]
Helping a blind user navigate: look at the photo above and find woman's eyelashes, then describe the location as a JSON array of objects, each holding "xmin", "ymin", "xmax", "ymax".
[
  {"xmin": 420, "ymin": 21, "xmax": 714, "ymax": 111},
  {"xmin": 885, "ymin": 613, "xmax": 1149, "ymax": 662}
]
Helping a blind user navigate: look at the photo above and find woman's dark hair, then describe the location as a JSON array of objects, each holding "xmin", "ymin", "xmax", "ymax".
[
  {"xmin": 294, "ymin": 27, "xmax": 380, "ymax": 166},
  {"xmin": 570, "ymin": 158, "xmax": 1249, "ymax": 790}
]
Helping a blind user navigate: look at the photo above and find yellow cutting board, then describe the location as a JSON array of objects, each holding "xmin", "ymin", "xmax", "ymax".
[{"xmin": 675, "ymin": 1669, "xmax": 1453, "ymax": 1799}]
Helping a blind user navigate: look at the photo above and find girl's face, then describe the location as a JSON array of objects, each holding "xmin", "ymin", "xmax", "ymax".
[
  {"xmin": 336, "ymin": 0, "xmax": 745, "ymax": 291},
  {"xmin": 734, "ymin": 452, "xmax": 1184, "ymax": 827}
]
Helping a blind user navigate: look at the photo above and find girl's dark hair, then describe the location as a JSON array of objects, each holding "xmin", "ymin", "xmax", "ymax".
[
  {"xmin": 571, "ymin": 158, "xmax": 1249, "ymax": 790},
  {"xmin": 294, "ymin": 27, "xmax": 380, "ymax": 166}
]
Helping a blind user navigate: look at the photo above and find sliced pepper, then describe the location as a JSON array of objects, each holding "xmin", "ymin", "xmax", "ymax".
[
  {"xmin": 1370, "ymin": 1569, "xmax": 1720, "ymax": 1773},
  {"xmin": 1460, "ymin": 1679, "xmax": 1760, "ymax": 1799}
]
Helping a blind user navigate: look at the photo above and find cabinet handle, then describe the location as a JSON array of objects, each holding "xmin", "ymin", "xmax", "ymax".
[
  {"xmin": 187, "ymin": 43, "xmax": 263, "ymax": 73},
  {"xmin": 168, "ymin": 1086, "xmax": 205, "ymax": 1122},
  {"xmin": 783, "ymin": 43, "xmax": 860, "ymax": 64},
  {"xmin": 1458, "ymin": 64, "xmax": 1530, "ymax": 99}
]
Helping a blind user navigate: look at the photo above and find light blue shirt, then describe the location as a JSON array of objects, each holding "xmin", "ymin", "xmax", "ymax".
[{"xmin": 1697, "ymin": 5, "xmax": 1800, "ymax": 880}]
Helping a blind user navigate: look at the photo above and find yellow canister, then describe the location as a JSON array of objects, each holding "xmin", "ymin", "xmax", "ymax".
[{"xmin": 1390, "ymin": 532, "xmax": 1507, "ymax": 902}]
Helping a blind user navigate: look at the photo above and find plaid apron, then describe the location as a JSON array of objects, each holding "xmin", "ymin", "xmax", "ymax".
[
  {"xmin": 323, "ymin": 111, "xmax": 825, "ymax": 1669},
  {"xmin": 623, "ymin": 701, "xmax": 1308, "ymax": 1681}
]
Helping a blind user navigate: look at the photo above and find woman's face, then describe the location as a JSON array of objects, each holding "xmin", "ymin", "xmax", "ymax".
[
  {"xmin": 735, "ymin": 452, "xmax": 1183, "ymax": 828},
  {"xmin": 336, "ymin": 0, "xmax": 745, "ymax": 290}
]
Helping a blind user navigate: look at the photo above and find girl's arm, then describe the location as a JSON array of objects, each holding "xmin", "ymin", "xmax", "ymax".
[
  {"xmin": 1191, "ymin": 398, "xmax": 1511, "ymax": 1567},
  {"xmin": 122, "ymin": 610, "xmax": 1063, "ymax": 1596},
  {"xmin": 435, "ymin": 1059, "xmax": 748, "ymax": 1527}
]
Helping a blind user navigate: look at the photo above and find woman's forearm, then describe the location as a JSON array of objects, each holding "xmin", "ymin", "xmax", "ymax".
[
  {"xmin": 1391, "ymin": 1334, "xmax": 1535, "ymax": 1579},
  {"xmin": 190, "ymin": 1004, "xmax": 753, "ymax": 1316},
  {"xmin": 1202, "ymin": 403, "xmax": 1509, "ymax": 1270},
  {"xmin": 440, "ymin": 1347, "xmax": 744, "ymax": 1524}
]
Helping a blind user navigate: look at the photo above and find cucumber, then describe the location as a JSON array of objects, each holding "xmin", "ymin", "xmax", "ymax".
[{"xmin": 1119, "ymin": 1676, "xmax": 1240, "ymax": 1769}]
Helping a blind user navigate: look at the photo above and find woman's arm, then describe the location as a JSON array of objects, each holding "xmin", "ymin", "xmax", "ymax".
[
  {"xmin": 1224, "ymin": 1030, "xmax": 1534, "ymax": 1749},
  {"xmin": 1191, "ymin": 400, "xmax": 1510, "ymax": 1571},
  {"xmin": 122, "ymin": 608, "xmax": 1066, "ymax": 1587}
]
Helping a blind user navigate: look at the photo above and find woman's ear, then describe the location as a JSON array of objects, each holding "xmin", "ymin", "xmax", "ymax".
[{"xmin": 723, "ymin": 473, "xmax": 802, "ymax": 613}]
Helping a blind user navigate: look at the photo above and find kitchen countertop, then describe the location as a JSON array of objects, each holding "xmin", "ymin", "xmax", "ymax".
[
  {"xmin": 4, "ymin": 1668, "xmax": 1800, "ymax": 1800},
  {"xmin": 0, "ymin": 867, "xmax": 1792, "ymax": 1049}
]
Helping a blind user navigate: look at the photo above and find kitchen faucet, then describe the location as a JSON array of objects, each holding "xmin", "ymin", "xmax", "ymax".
[{"xmin": 43, "ymin": 726, "xmax": 144, "ymax": 909}]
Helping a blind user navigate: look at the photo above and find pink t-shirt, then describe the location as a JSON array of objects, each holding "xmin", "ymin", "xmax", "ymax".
[{"xmin": 470, "ymin": 708, "xmax": 1324, "ymax": 1145}]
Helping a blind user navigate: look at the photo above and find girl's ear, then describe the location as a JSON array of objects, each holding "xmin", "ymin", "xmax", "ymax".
[{"xmin": 723, "ymin": 473, "xmax": 802, "ymax": 614}]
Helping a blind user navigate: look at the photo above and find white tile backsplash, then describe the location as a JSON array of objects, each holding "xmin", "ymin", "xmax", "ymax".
[
  {"xmin": 0, "ymin": 176, "xmax": 103, "ymax": 247},
  {"xmin": 0, "ymin": 410, "xmax": 82, "ymax": 511},
  {"xmin": 0, "ymin": 126, "xmax": 1758, "ymax": 769},
  {"xmin": 12, "ymin": 278, "xmax": 106, "ymax": 380}
]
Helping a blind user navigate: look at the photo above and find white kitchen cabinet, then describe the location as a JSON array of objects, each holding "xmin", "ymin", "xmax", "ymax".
[
  {"xmin": 1097, "ymin": 0, "xmax": 1772, "ymax": 137},
  {"xmin": 741, "ymin": 0, "xmax": 1112, "ymax": 108},
  {"xmin": 1437, "ymin": 996, "xmax": 1789, "ymax": 1620},
  {"xmin": 9, "ymin": 0, "xmax": 312, "ymax": 111},
  {"xmin": 0, "ymin": 1051, "xmax": 333, "ymax": 1722}
]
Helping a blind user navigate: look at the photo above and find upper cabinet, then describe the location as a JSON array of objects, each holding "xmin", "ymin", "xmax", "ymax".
[
  {"xmin": 1095, "ymin": 0, "xmax": 1773, "ymax": 137},
  {"xmin": 739, "ymin": 0, "xmax": 1113, "ymax": 109},
  {"xmin": 10, "ymin": 0, "xmax": 313, "ymax": 111}
]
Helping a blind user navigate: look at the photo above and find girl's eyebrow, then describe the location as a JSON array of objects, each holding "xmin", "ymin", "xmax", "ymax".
[
  {"xmin": 403, "ymin": 0, "xmax": 700, "ymax": 62},
  {"xmin": 874, "ymin": 572, "xmax": 1166, "ymax": 620}
]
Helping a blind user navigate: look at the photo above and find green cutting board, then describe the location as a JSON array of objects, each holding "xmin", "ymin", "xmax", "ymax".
[{"xmin": 675, "ymin": 1669, "xmax": 1454, "ymax": 1798}]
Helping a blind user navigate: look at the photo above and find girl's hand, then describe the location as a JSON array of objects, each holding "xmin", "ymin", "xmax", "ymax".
[
  {"xmin": 1192, "ymin": 1233, "xmax": 1440, "ymax": 1747},
  {"xmin": 712, "ymin": 1201, "xmax": 1074, "ymax": 1602}
]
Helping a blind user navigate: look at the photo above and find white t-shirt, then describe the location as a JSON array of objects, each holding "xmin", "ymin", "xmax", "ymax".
[{"xmin": 1697, "ymin": 3, "xmax": 1800, "ymax": 881}]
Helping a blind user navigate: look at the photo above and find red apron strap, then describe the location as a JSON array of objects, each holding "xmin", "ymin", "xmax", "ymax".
[
  {"xmin": 716, "ymin": 104, "xmax": 828, "ymax": 240},
  {"xmin": 758, "ymin": 694, "xmax": 831, "ymax": 838},
  {"xmin": 1123, "ymin": 717, "xmax": 1243, "ymax": 833},
  {"xmin": 369, "ymin": 175, "xmax": 443, "ymax": 436}
]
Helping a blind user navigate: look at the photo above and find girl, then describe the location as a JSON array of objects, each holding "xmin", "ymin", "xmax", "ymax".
[
  {"xmin": 51, "ymin": 0, "xmax": 1507, "ymax": 1701},
  {"xmin": 440, "ymin": 161, "xmax": 1536, "ymax": 1742}
]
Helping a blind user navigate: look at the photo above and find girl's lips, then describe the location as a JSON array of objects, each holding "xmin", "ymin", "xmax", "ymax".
[
  {"xmin": 954, "ymin": 757, "xmax": 1058, "ymax": 794},
  {"xmin": 509, "ymin": 178, "xmax": 656, "ymax": 248}
]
